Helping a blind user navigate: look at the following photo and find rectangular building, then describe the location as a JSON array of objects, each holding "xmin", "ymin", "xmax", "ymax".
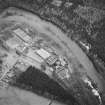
[
  {"xmin": 35, "ymin": 48, "xmax": 51, "ymax": 59},
  {"xmin": 57, "ymin": 68, "xmax": 68, "ymax": 80},
  {"xmin": 13, "ymin": 28, "xmax": 32, "ymax": 43},
  {"xmin": 46, "ymin": 54, "xmax": 58, "ymax": 65},
  {"xmin": 27, "ymin": 49, "xmax": 44, "ymax": 63}
]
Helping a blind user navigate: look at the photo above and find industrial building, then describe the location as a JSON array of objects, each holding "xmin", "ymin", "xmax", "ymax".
[{"xmin": 0, "ymin": 23, "xmax": 71, "ymax": 90}]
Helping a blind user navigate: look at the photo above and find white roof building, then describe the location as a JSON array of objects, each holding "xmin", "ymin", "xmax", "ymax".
[{"xmin": 35, "ymin": 48, "xmax": 51, "ymax": 59}]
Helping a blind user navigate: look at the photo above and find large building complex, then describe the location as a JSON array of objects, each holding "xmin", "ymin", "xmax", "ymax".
[{"xmin": 0, "ymin": 23, "xmax": 71, "ymax": 89}]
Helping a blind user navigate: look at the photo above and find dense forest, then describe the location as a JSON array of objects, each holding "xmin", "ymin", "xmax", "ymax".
[{"xmin": 10, "ymin": 66, "xmax": 79, "ymax": 105}]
